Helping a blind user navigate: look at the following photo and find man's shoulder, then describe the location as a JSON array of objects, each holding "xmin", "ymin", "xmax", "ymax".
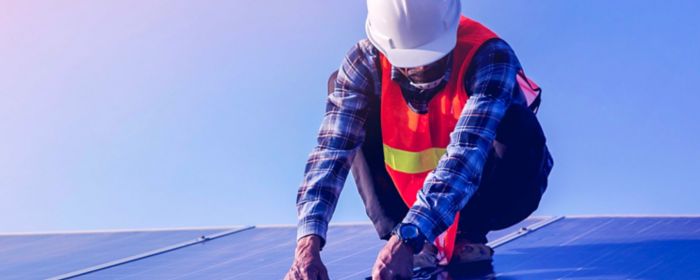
[
  {"xmin": 339, "ymin": 38, "xmax": 380, "ymax": 81},
  {"xmin": 479, "ymin": 38, "xmax": 515, "ymax": 55},
  {"xmin": 466, "ymin": 38, "xmax": 520, "ymax": 71},
  {"xmin": 333, "ymin": 39, "xmax": 381, "ymax": 97},
  {"xmin": 342, "ymin": 38, "xmax": 379, "ymax": 65},
  {"xmin": 355, "ymin": 38, "xmax": 378, "ymax": 56}
]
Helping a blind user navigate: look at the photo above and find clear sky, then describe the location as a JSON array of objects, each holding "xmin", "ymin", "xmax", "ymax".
[{"xmin": 1, "ymin": 1, "xmax": 699, "ymax": 232}]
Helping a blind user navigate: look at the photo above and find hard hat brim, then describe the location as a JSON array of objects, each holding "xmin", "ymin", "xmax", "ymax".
[{"xmin": 366, "ymin": 19, "xmax": 458, "ymax": 68}]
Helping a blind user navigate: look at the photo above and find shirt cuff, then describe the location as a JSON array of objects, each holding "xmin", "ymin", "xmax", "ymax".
[
  {"xmin": 401, "ymin": 206, "xmax": 444, "ymax": 243},
  {"xmin": 296, "ymin": 219, "xmax": 328, "ymax": 250}
]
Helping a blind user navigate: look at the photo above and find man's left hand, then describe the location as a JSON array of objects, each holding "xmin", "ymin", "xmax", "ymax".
[{"xmin": 371, "ymin": 235, "xmax": 414, "ymax": 279}]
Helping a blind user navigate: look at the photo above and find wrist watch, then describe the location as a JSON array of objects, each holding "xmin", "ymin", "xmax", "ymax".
[{"xmin": 392, "ymin": 223, "xmax": 427, "ymax": 254}]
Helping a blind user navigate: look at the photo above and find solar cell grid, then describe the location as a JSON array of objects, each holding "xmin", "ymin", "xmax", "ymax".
[
  {"xmin": 73, "ymin": 218, "xmax": 549, "ymax": 279},
  {"xmin": 493, "ymin": 217, "xmax": 700, "ymax": 279},
  {"xmin": 0, "ymin": 228, "xmax": 236, "ymax": 280},
  {"xmin": 4, "ymin": 216, "xmax": 697, "ymax": 279}
]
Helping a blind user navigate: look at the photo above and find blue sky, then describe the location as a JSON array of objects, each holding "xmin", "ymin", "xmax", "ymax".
[{"xmin": 1, "ymin": 1, "xmax": 699, "ymax": 232}]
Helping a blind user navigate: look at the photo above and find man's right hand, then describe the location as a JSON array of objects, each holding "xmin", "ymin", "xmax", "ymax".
[{"xmin": 285, "ymin": 235, "xmax": 330, "ymax": 280}]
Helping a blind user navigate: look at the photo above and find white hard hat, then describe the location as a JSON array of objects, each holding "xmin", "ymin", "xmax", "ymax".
[{"xmin": 365, "ymin": 0, "xmax": 461, "ymax": 68}]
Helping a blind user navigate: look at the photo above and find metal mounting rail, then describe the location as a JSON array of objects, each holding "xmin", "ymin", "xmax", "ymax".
[{"xmin": 487, "ymin": 216, "xmax": 564, "ymax": 248}]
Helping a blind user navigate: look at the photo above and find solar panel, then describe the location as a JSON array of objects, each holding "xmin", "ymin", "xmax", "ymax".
[
  {"xmin": 70, "ymin": 217, "xmax": 549, "ymax": 279},
  {"xmin": 330, "ymin": 217, "xmax": 553, "ymax": 280},
  {"xmin": 492, "ymin": 217, "xmax": 700, "ymax": 279},
  {"xmin": 0, "ymin": 227, "xmax": 239, "ymax": 280},
  {"xmin": 5, "ymin": 216, "xmax": 697, "ymax": 279}
]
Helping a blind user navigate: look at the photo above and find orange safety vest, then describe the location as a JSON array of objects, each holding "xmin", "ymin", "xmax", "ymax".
[{"xmin": 379, "ymin": 16, "xmax": 499, "ymax": 264}]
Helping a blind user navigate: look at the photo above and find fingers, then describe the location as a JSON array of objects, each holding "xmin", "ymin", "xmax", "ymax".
[
  {"xmin": 288, "ymin": 248, "xmax": 328, "ymax": 280},
  {"xmin": 372, "ymin": 269, "xmax": 397, "ymax": 280},
  {"xmin": 372, "ymin": 263, "xmax": 412, "ymax": 279},
  {"xmin": 286, "ymin": 266, "xmax": 314, "ymax": 280},
  {"xmin": 284, "ymin": 268, "xmax": 300, "ymax": 280},
  {"xmin": 303, "ymin": 263, "xmax": 330, "ymax": 280},
  {"xmin": 292, "ymin": 265, "xmax": 328, "ymax": 280},
  {"xmin": 371, "ymin": 263, "xmax": 392, "ymax": 280}
]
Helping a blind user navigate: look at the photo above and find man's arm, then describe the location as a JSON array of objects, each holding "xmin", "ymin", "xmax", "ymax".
[
  {"xmin": 402, "ymin": 39, "xmax": 522, "ymax": 242},
  {"xmin": 295, "ymin": 40, "xmax": 378, "ymax": 248}
]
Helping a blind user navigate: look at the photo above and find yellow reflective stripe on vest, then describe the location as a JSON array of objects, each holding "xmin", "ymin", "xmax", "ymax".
[{"xmin": 383, "ymin": 144, "xmax": 447, "ymax": 174}]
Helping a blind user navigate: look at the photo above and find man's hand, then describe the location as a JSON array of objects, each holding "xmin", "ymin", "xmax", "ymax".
[
  {"xmin": 371, "ymin": 234, "xmax": 414, "ymax": 280},
  {"xmin": 285, "ymin": 235, "xmax": 329, "ymax": 280}
]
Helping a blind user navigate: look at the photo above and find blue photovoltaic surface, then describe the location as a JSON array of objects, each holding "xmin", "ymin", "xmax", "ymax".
[
  {"xmin": 0, "ymin": 228, "xmax": 237, "ymax": 280},
  {"xmin": 493, "ymin": 217, "xmax": 700, "ymax": 279},
  {"xmin": 73, "ymin": 217, "xmax": 547, "ymax": 279},
  {"xmin": 6, "ymin": 216, "xmax": 696, "ymax": 279},
  {"xmin": 328, "ymin": 217, "xmax": 551, "ymax": 280}
]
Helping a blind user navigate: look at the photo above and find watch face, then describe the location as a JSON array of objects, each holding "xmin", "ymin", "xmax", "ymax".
[{"xmin": 400, "ymin": 224, "xmax": 420, "ymax": 239}]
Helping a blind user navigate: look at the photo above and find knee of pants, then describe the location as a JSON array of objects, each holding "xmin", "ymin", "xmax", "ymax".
[
  {"xmin": 490, "ymin": 145, "xmax": 552, "ymax": 230},
  {"xmin": 458, "ymin": 135, "xmax": 552, "ymax": 231}
]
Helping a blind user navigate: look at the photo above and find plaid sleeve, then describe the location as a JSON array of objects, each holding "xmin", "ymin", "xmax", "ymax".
[
  {"xmin": 295, "ymin": 40, "xmax": 378, "ymax": 248},
  {"xmin": 402, "ymin": 39, "xmax": 522, "ymax": 242}
]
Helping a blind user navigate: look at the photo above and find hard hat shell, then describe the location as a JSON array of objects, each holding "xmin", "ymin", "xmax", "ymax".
[{"xmin": 365, "ymin": 0, "xmax": 462, "ymax": 68}]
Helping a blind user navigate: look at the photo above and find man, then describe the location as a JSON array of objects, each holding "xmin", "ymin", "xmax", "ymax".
[{"xmin": 286, "ymin": 0, "xmax": 553, "ymax": 279}]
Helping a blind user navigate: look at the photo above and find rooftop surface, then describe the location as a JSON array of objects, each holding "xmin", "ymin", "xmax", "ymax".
[{"xmin": 2, "ymin": 216, "xmax": 699, "ymax": 279}]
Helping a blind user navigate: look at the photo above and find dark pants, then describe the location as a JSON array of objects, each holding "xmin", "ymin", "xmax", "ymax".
[
  {"xmin": 350, "ymin": 103, "xmax": 553, "ymax": 243},
  {"xmin": 455, "ymin": 104, "xmax": 553, "ymax": 243}
]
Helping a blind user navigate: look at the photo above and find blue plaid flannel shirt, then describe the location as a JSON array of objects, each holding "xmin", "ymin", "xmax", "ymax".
[{"xmin": 296, "ymin": 38, "xmax": 530, "ymax": 246}]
